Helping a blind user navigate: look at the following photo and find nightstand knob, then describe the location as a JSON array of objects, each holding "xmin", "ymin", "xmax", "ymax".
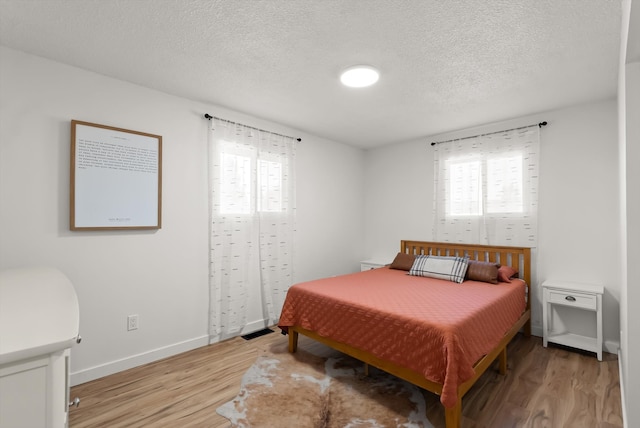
[{"xmin": 565, "ymin": 295, "xmax": 576, "ymax": 302}]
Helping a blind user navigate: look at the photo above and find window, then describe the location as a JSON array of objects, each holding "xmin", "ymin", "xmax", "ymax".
[
  {"xmin": 208, "ymin": 119, "xmax": 296, "ymax": 340},
  {"xmin": 257, "ymin": 158, "xmax": 283, "ymax": 212},
  {"xmin": 220, "ymin": 152, "xmax": 251, "ymax": 214},
  {"xmin": 486, "ymin": 154, "xmax": 524, "ymax": 214},
  {"xmin": 447, "ymin": 154, "xmax": 524, "ymax": 216},
  {"xmin": 433, "ymin": 127, "xmax": 540, "ymax": 246},
  {"xmin": 218, "ymin": 142, "xmax": 287, "ymax": 215},
  {"xmin": 448, "ymin": 159, "xmax": 482, "ymax": 216}
]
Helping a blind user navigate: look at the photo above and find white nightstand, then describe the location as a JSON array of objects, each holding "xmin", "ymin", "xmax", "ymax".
[
  {"xmin": 542, "ymin": 280, "xmax": 604, "ymax": 361},
  {"xmin": 360, "ymin": 260, "xmax": 387, "ymax": 271}
]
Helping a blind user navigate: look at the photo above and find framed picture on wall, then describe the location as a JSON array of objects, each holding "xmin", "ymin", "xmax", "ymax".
[{"xmin": 70, "ymin": 120, "xmax": 162, "ymax": 230}]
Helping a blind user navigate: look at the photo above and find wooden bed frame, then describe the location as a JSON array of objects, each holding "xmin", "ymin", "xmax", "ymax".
[{"xmin": 287, "ymin": 240, "xmax": 532, "ymax": 428}]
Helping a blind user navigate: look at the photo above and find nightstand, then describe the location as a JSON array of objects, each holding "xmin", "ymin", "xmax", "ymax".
[
  {"xmin": 542, "ymin": 280, "xmax": 604, "ymax": 361},
  {"xmin": 360, "ymin": 260, "xmax": 387, "ymax": 271}
]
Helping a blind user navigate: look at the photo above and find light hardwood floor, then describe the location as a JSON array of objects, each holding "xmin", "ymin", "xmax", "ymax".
[{"xmin": 69, "ymin": 332, "xmax": 623, "ymax": 428}]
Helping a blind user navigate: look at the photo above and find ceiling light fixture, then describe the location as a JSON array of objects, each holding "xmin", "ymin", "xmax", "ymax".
[{"xmin": 340, "ymin": 65, "xmax": 379, "ymax": 88}]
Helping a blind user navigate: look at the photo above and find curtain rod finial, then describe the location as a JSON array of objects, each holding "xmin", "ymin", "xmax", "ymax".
[
  {"xmin": 204, "ymin": 113, "xmax": 213, "ymax": 120},
  {"xmin": 539, "ymin": 121, "xmax": 547, "ymax": 128}
]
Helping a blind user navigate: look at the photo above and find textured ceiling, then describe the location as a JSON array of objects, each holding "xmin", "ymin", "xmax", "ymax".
[{"xmin": 0, "ymin": 0, "xmax": 622, "ymax": 148}]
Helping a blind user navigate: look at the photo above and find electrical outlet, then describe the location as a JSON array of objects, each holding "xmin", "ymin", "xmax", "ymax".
[{"xmin": 127, "ymin": 314, "xmax": 139, "ymax": 331}]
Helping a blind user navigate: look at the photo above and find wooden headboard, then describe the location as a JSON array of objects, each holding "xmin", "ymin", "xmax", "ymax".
[{"xmin": 400, "ymin": 240, "xmax": 532, "ymax": 316}]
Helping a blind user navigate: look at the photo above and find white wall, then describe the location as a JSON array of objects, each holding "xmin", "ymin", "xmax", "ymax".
[
  {"xmin": 622, "ymin": 60, "xmax": 639, "ymax": 428},
  {"xmin": 0, "ymin": 46, "xmax": 365, "ymax": 385},
  {"xmin": 363, "ymin": 99, "xmax": 621, "ymax": 352},
  {"xmin": 620, "ymin": 1, "xmax": 640, "ymax": 425},
  {"xmin": 295, "ymin": 136, "xmax": 366, "ymax": 281}
]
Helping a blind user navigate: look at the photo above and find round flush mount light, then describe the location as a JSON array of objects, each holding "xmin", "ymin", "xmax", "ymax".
[{"xmin": 340, "ymin": 65, "xmax": 379, "ymax": 88}]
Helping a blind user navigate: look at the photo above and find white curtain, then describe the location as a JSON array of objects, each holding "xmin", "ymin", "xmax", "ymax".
[
  {"xmin": 208, "ymin": 118, "xmax": 296, "ymax": 342},
  {"xmin": 433, "ymin": 126, "xmax": 540, "ymax": 247}
]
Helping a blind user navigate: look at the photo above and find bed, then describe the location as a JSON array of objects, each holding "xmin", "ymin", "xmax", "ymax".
[{"xmin": 279, "ymin": 240, "xmax": 531, "ymax": 428}]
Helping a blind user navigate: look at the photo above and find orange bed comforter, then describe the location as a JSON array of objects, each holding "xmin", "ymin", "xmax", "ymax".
[{"xmin": 278, "ymin": 266, "xmax": 526, "ymax": 408}]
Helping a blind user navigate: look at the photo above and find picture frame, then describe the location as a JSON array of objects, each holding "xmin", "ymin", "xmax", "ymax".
[{"xmin": 70, "ymin": 120, "xmax": 162, "ymax": 230}]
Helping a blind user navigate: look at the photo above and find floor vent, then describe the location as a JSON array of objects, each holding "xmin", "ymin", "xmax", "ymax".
[{"xmin": 241, "ymin": 328, "xmax": 274, "ymax": 340}]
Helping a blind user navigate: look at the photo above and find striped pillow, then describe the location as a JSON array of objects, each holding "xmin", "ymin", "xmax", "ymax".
[{"xmin": 408, "ymin": 255, "xmax": 469, "ymax": 284}]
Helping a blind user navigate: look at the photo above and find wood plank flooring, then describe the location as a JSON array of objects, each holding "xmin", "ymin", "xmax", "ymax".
[{"xmin": 69, "ymin": 332, "xmax": 623, "ymax": 428}]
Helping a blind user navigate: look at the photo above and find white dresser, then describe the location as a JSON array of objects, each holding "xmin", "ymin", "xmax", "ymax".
[{"xmin": 0, "ymin": 268, "xmax": 81, "ymax": 428}]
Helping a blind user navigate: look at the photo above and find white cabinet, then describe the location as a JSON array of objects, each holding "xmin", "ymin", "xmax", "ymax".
[
  {"xmin": 360, "ymin": 260, "xmax": 387, "ymax": 271},
  {"xmin": 0, "ymin": 350, "xmax": 71, "ymax": 428},
  {"xmin": 542, "ymin": 280, "xmax": 603, "ymax": 361},
  {"xmin": 0, "ymin": 268, "xmax": 80, "ymax": 428}
]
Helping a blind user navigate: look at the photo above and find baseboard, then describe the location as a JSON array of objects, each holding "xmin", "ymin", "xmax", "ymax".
[
  {"xmin": 619, "ymin": 349, "xmax": 628, "ymax": 428},
  {"xmin": 605, "ymin": 340, "xmax": 621, "ymax": 355},
  {"xmin": 531, "ymin": 324, "xmax": 543, "ymax": 338},
  {"xmin": 241, "ymin": 319, "xmax": 272, "ymax": 336},
  {"xmin": 211, "ymin": 318, "xmax": 273, "ymax": 344},
  {"xmin": 70, "ymin": 335, "xmax": 209, "ymax": 386}
]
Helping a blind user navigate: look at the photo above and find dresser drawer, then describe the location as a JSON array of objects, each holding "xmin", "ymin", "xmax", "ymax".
[{"xmin": 546, "ymin": 289, "xmax": 597, "ymax": 310}]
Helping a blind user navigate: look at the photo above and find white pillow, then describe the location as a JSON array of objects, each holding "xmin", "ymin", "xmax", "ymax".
[{"xmin": 408, "ymin": 255, "xmax": 469, "ymax": 284}]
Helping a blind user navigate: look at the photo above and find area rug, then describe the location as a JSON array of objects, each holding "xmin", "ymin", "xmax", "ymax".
[{"xmin": 216, "ymin": 342, "xmax": 434, "ymax": 427}]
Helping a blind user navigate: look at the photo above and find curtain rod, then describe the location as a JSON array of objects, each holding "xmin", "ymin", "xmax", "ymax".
[
  {"xmin": 204, "ymin": 114, "xmax": 301, "ymax": 142},
  {"xmin": 430, "ymin": 121, "xmax": 547, "ymax": 146}
]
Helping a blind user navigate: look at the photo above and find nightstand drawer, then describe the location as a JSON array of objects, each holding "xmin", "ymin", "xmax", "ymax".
[
  {"xmin": 360, "ymin": 260, "xmax": 387, "ymax": 271},
  {"xmin": 547, "ymin": 289, "xmax": 596, "ymax": 310}
]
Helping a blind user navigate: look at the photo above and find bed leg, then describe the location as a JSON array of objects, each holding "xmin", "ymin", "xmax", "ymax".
[
  {"xmin": 444, "ymin": 399, "xmax": 462, "ymax": 428},
  {"xmin": 524, "ymin": 319, "xmax": 532, "ymax": 337},
  {"xmin": 288, "ymin": 329, "xmax": 298, "ymax": 353},
  {"xmin": 364, "ymin": 363, "xmax": 370, "ymax": 376},
  {"xmin": 499, "ymin": 347, "xmax": 508, "ymax": 375}
]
